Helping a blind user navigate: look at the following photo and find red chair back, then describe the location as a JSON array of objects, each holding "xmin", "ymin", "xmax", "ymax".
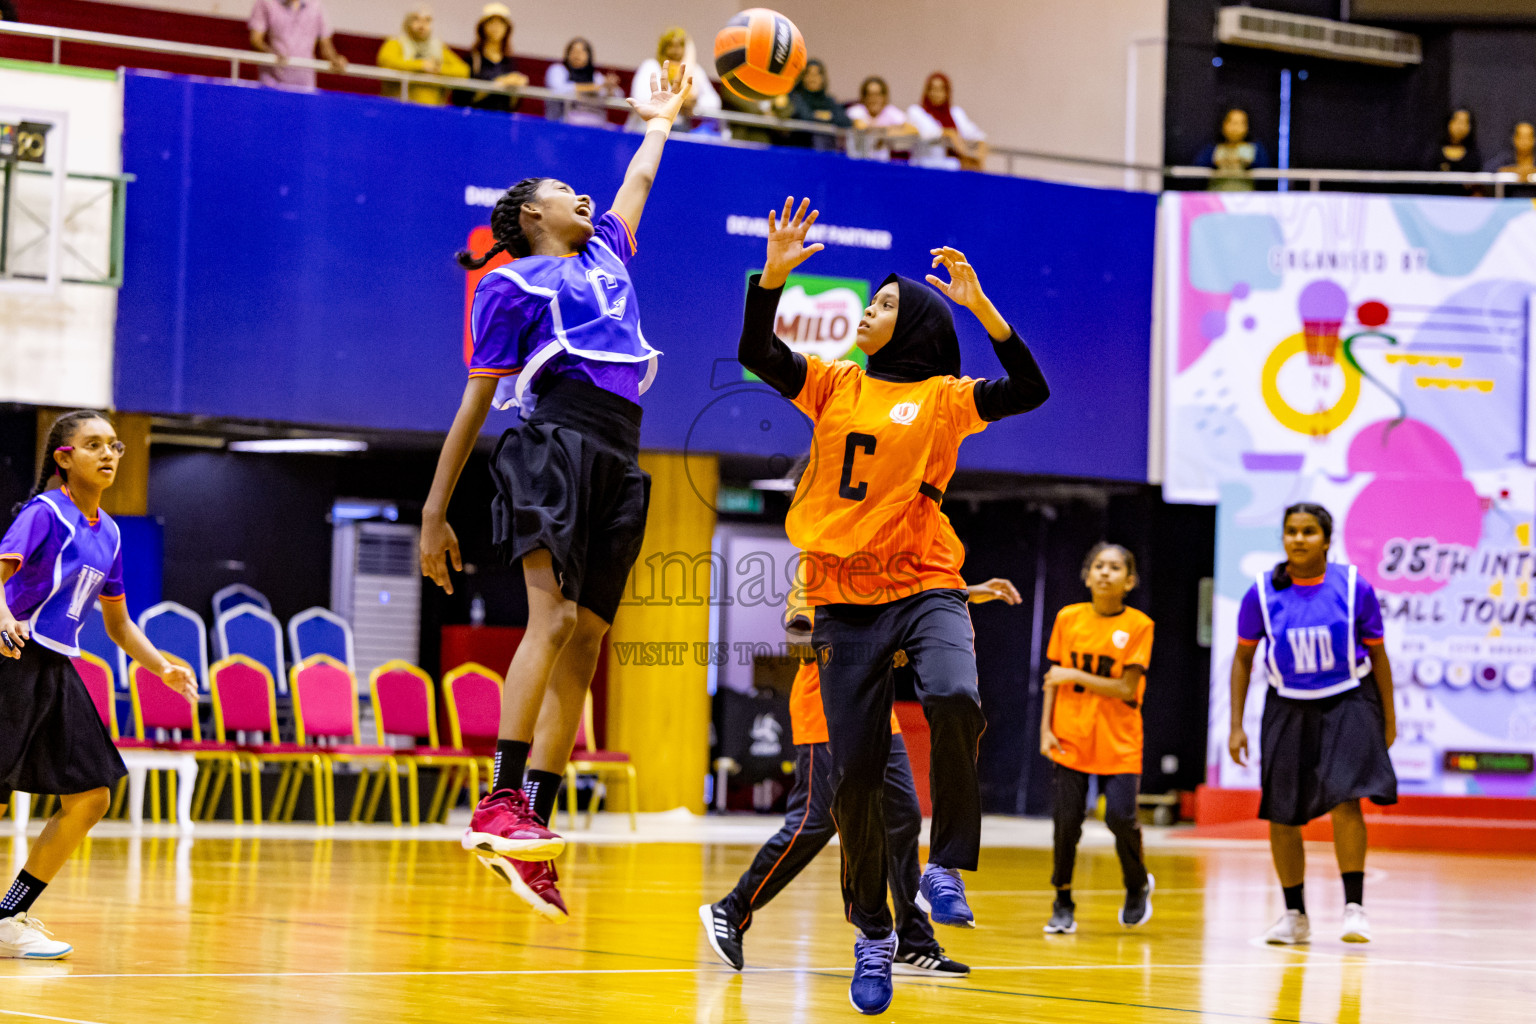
[
  {"xmin": 291, "ymin": 655, "xmax": 360, "ymax": 743},
  {"xmin": 370, "ymin": 661, "xmax": 437, "ymax": 745},
  {"xmin": 71, "ymin": 652, "xmax": 116, "ymax": 736},
  {"xmin": 130, "ymin": 656, "xmax": 200, "ymax": 739},
  {"xmin": 210, "ymin": 655, "xmax": 279, "ymax": 740},
  {"xmin": 443, "ymin": 663, "xmax": 503, "ymax": 753}
]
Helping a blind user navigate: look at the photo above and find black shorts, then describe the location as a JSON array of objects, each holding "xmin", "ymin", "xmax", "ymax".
[
  {"xmin": 0, "ymin": 641, "xmax": 127, "ymax": 805},
  {"xmin": 1259, "ymin": 684, "xmax": 1397, "ymax": 827},
  {"xmin": 489, "ymin": 377, "xmax": 651, "ymax": 625}
]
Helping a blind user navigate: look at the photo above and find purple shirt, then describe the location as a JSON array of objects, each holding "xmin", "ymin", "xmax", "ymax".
[
  {"xmin": 249, "ymin": 0, "xmax": 332, "ymax": 88},
  {"xmin": 2, "ymin": 491, "xmax": 125, "ymax": 656},
  {"xmin": 469, "ymin": 211, "xmax": 659, "ymax": 416},
  {"xmin": 1234, "ymin": 564, "xmax": 1382, "ymax": 684}
]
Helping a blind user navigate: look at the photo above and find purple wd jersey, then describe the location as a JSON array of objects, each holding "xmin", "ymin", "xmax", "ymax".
[
  {"xmin": 0, "ymin": 490, "xmax": 125, "ymax": 657},
  {"xmin": 468, "ymin": 210, "xmax": 660, "ymax": 417},
  {"xmin": 1237, "ymin": 563, "xmax": 1385, "ymax": 699}
]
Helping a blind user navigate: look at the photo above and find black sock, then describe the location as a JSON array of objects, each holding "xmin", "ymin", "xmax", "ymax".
[
  {"xmin": 523, "ymin": 769, "xmax": 563, "ymax": 826},
  {"xmin": 0, "ymin": 870, "xmax": 45, "ymax": 919},
  {"xmin": 1342, "ymin": 871, "xmax": 1364, "ymax": 906},
  {"xmin": 492, "ymin": 739, "xmax": 531, "ymax": 796},
  {"xmin": 1282, "ymin": 883, "xmax": 1306, "ymax": 914},
  {"xmin": 1056, "ymin": 887, "xmax": 1073, "ymax": 907}
]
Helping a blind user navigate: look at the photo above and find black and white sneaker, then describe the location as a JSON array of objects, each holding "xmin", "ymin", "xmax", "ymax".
[
  {"xmin": 893, "ymin": 947, "xmax": 970, "ymax": 977},
  {"xmin": 699, "ymin": 902, "xmax": 744, "ymax": 970},
  {"xmin": 1043, "ymin": 900, "xmax": 1077, "ymax": 934},
  {"xmin": 1119, "ymin": 873, "xmax": 1155, "ymax": 927}
]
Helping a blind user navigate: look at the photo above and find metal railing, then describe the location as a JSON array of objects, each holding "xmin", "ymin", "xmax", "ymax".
[
  {"xmin": 4, "ymin": 21, "xmax": 1529, "ymax": 195},
  {"xmin": 1167, "ymin": 165, "xmax": 1527, "ymax": 197}
]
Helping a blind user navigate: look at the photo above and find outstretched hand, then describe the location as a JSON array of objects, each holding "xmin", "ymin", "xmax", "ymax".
[
  {"xmin": 926, "ymin": 247, "xmax": 987, "ymax": 312},
  {"xmin": 162, "ymin": 662, "xmax": 199, "ymax": 703},
  {"xmin": 627, "ymin": 60, "xmax": 695, "ymax": 124},
  {"xmin": 967, "ymin": 577, "xmax": 1022, "ymax": 605},
  {"xmin": 761, "ymin": 197, "xmax": 825, "ymax": 288}
]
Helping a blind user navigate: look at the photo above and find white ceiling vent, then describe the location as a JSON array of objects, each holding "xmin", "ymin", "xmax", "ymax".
[{"xmin": 1216, "ymin": 7, "xmax": 1422, "ymax": 66}]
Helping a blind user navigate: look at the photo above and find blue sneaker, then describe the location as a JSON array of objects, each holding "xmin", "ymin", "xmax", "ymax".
[
  {"xmin": 849, "ymin": 931, "xmax": 897, "ymax": 1015},
  {"xmin": 916, "ymin": 865, "xmax": 975, "ymax": 928}
]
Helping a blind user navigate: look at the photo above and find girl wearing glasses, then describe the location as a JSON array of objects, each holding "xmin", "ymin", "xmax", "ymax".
[{"xmin": 0, "ymin": 410, "xmax": 197, "ymax": 961}]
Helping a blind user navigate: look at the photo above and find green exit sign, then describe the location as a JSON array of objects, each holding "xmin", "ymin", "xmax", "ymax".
[{"xmin": 717, "ymin": 486, "xmax": 765, "ymax": 515}]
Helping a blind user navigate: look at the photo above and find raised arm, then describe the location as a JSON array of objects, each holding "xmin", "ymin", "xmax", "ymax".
[
  {"xmin": 610, "ymin": 61, "xmax": 694, "ymax": 231},
  {"xmin": 420, "ymin": 376, "xmax": 499, "ymax": 594},
  {"xmin": 926, "ymin": 246, "xmax": 1050, "ymax": 420},
  {"xmin": 739, "ymin": 198, "xmax": 824, "ymax": 398}
]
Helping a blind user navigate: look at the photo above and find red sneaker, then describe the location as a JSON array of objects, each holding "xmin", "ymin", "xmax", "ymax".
[
  {"xmin": 478, "ymin": 854, "xmax": 569, "ymax": 920},
  {"xmin": 462, "ymin": 790, "xmax": 565, "ymax": 861}
]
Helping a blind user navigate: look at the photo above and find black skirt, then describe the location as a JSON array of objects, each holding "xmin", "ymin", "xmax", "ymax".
[
  {"xmin": 0, "ymin": 641, "xmax": 127, "ymax": 803},
  {"xmin": 1259, "ymin": 684, "xmax": 1397, "ymax": 826},
  {"xmin": 488, "ymin": 377, "xmax": 651, "ymax": 625}
]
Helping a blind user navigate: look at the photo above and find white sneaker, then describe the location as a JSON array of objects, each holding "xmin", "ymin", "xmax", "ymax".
[
  {"xmin": 1341, "ymin": 903, "xmax": 1371, "ymax": 943},
  {"xmin": 0, "ymin": 914, "xmax": 73, "ymax": 959},
  {"xmin": 1263, "ymin": 909, "xmax": 1311, "ymax": 945}
]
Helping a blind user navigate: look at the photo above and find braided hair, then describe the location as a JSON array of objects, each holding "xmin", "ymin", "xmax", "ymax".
[
  {"xmin": 12, "ymin": 410, "xmax": 109, "ymax": 516},
  {"xmin": 1271, "ymin": 502, "xmax": 1333, "ymax": 591},
  {"xmin": 455, "ymin": 177, "xmax": 548, "ymax": 269}
]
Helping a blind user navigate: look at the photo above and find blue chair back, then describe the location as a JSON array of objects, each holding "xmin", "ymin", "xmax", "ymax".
[
  {"xmin": 137, "ymin": 601, "xmax": 210, "ymax": 692},
  {"xmin": 216, "ymin": 604, "xmax": 288, "ymax": 695},
  {"xmin": 213, "ymin": 583, "xmax": 271, "ymax": 620},
  {"xmin": 289, "ymin": 607, "xmax": 354, "ymax": 673}
]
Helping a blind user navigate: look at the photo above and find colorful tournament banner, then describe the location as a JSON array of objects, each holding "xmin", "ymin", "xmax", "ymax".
[{"xmin": 1161, "ymin": 191, "xmax": 1536, "ymax": 795}]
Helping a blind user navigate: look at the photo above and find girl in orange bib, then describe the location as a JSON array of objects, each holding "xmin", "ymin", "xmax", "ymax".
[{"xmin": 1041, "ymin": 543, "xmax": 1155, "ymax": 934}]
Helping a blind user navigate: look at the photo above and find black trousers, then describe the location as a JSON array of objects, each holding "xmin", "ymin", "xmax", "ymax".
[
  {"xmin": 814, "ymin": 588, "xmax": 985, "ymax": 938},
  {"xmin": 1051, "ymin": 764, "xmax": 1147, "ymax": 892},
  {"xmin": 719, "ymin": 735, "xmax": 938, "ymax": 954}
]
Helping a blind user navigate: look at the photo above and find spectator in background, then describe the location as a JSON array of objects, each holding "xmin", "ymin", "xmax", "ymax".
[
  {"xmin": 545, "ymin": 38, "xmax": 622, "ymax": 128},
  {"xmin": 0, "ymin": 0, "xmax": 18, "ymax": 22},
  {"xmin": 1423, "ymin": 108, "xmax": 1481, "ymax": 196},
  {"xmin": 454, "ymin": 3, "xmax": 527, "ymax": 112},
  {"xmin": 628, "ymin": 27, "xmax": 721, "ymax": 133},
  {"xmin": 771, "ymin": 59, "xmax": 852, "ymax": 151},
  {"xmin": 846, "ymin": 75, "xmax": 916, "ymax": 161},
  {"xmin": 248, "ymin": 0, "xmax": 348, "ymax": 88},
  {"xmin": 1196, "ymin": 108, "xmax": 1270, "ymax": 191},
  {"xmin": 1490, "ymin": 121, "xmax": 1536, "ymax": 176},
  {"xmin": 907, "ymin": 72, "xmax": 987, "ymax": 171},
  {"xmin": 377, "ymin": 4, "xmax": 468, "ymax": 106}
]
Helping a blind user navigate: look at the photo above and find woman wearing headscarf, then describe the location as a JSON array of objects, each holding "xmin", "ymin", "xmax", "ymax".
[
  {"xmin": 377, "ymin": 4, "xmax": 469, "ymax": 106},
  {"xmin": 770, "ymin": 59, "xmax": 853, "ymax": 151},
  {"xmin": 736, "ymin": 198, "xmax": 1050, "ymax": 1016},
  {"xmin": 453, "ymin": 2, "xmax": 527, "ymax": 112},
  {"xmin": 627, "ymin": 27, "xmax": 721, "ymax": 133},
  {"xmin": 907, "ymin": 72, "xmax": 988, "ymax": 171},
  {"xmin": 545, "ymin": 37, "xmax": 623, "ymax": 129}
]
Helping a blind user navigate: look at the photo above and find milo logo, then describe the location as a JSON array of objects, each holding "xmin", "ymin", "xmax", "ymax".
[{"xmin": 746, "ymin": 271, "xmax": 869, "ymax": 379}]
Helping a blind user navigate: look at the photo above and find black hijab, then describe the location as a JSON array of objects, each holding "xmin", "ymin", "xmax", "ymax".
[
  {"xmin": 865, "ymin": 274, "xmax": 962, "ymax": 383},
  {"xmin": 563, "ymin": 37, "xmax": 596, "ymax": 84}
]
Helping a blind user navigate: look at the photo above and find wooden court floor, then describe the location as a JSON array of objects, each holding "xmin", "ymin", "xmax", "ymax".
[{"xmin": 0, "ymin": 826, "xmax": 1532, "ymax": 1023}]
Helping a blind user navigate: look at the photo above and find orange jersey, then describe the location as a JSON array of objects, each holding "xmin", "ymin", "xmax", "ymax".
[
  {"xmin": 788, "ymin": 658, "xmax": 901, "ymax": 746},
  {"xmin": 1045, "ymin": 603, "xmax": 1154, "ymax": 776},
  {"xmin": 785, "ymin": 357, "xmax": 988, "ymax": 606}
]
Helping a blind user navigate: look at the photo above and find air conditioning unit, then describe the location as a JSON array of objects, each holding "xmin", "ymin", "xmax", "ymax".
[
  {"xmin": 1216, "ymin": 7, "xmax": 1422, "ymax": 66},
  {"xmin": 331, "ymin": 519, "xmax": 420, "ymax": 688}
]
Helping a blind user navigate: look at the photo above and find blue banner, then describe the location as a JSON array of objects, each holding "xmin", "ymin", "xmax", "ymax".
[{"xmin": 117, "ymin": 71, "xmax": 1155, "ymax": 480}]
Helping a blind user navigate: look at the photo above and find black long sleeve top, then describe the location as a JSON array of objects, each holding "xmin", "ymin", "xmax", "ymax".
[{"xmin": 737, "ymin": 276, "xmax": 1050, "ymax": 421}]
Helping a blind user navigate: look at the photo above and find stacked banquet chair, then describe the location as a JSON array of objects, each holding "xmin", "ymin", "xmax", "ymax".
[
  {"xmin": 206, "ymin": 654, "xmax": 325, "ymax": 825},
  {"xmin": 436, "ymin": 663, "xmax": 506, "ymax": 819},
  {"xmin": 287, "ymin": 654, "xmax": 403, "ymax": 826},
  {"xmin": 369, "ymin": 660, "xmax": 490, "ymax": 825},
  {"xmin": 564, "ymin": 691, "xmax": 639, "ymax": 830}
]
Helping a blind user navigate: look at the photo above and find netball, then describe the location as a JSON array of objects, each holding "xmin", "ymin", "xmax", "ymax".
[{"xmin": 714, "ymin": 8, "xmax": 809, "ymax": 103}]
